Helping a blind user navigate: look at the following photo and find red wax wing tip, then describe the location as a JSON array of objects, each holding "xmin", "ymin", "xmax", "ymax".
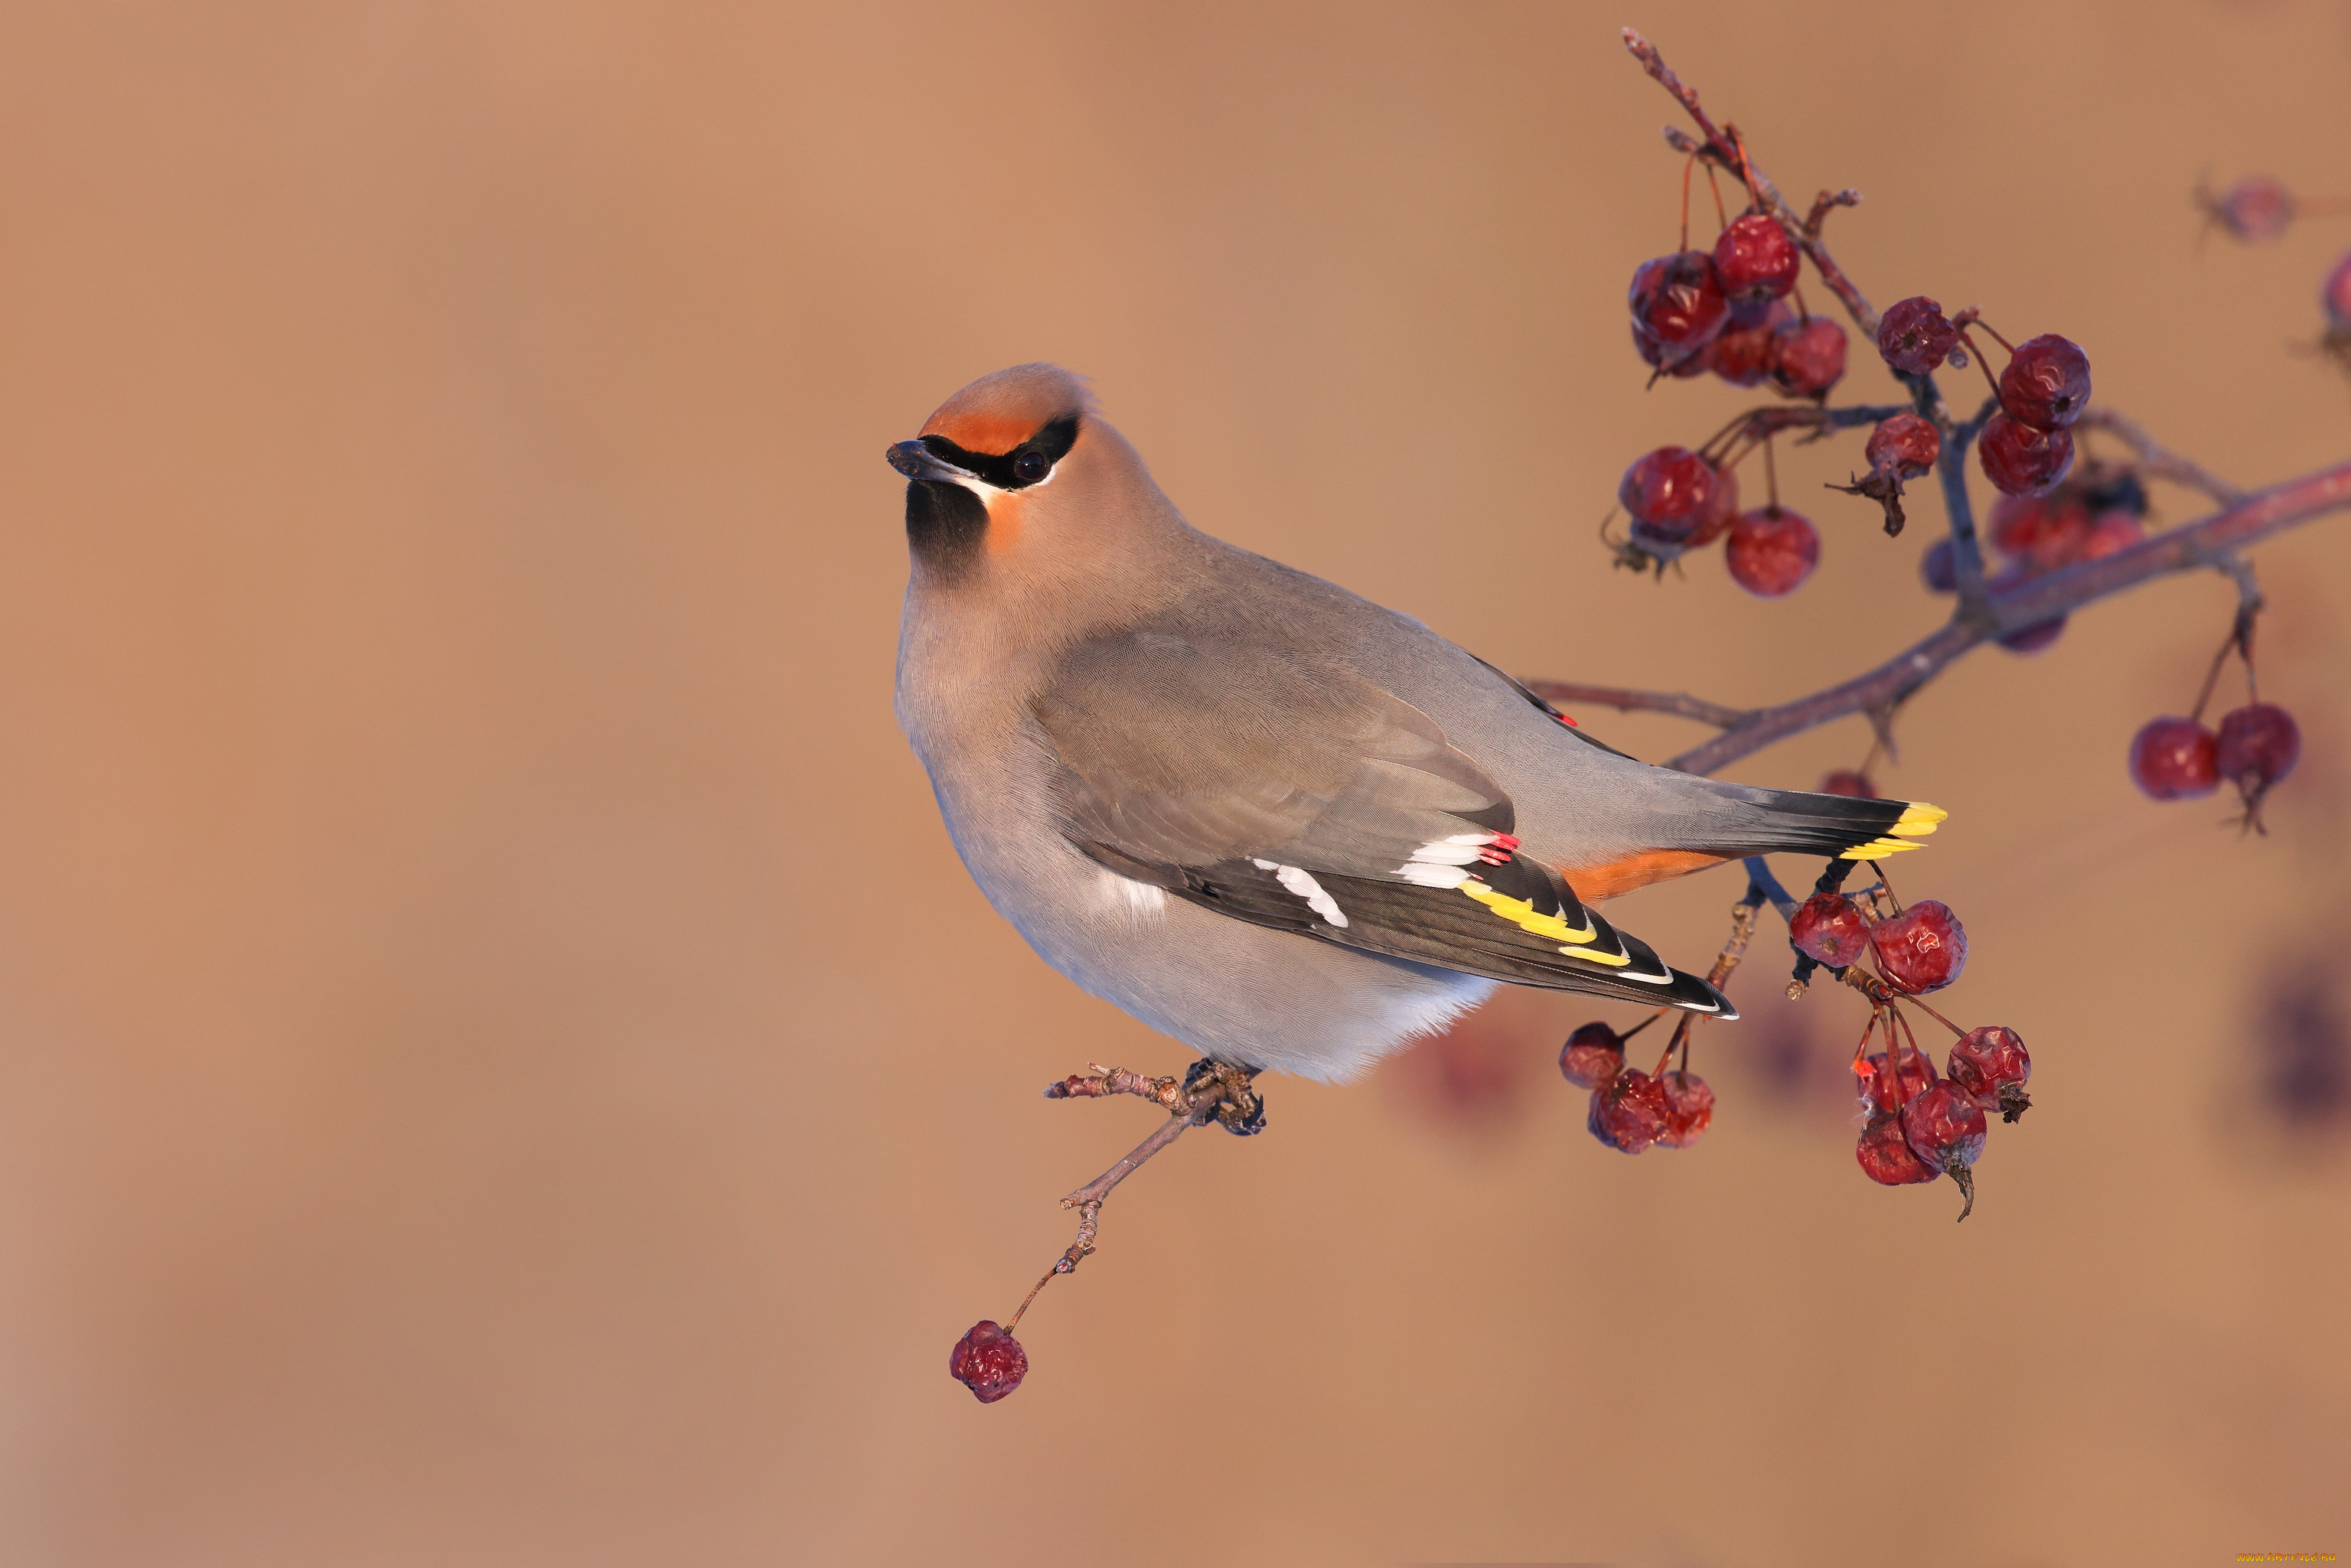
[{"xmin": 1555, "ymin": 712, "xmax": 1579, "ymax": 726}]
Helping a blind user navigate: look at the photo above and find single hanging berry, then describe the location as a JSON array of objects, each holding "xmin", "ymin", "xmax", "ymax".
[
  {"xmin": 1866, "ymin": 412, "xmax": 1941, "ymax": 478},
  {"xmin": 1725, "ymin": 506, "xmax": 1821, "ymax": 597},
  {"xmin": 1629, "ymin": 251, "xmax": 1730, "ymax": 373},
  {"xmin": 1998, "ymin": 334, "xmax": 2092, "ymax": 430},
  {"xmin": 2213, "ymin": 703, "xmax": 2302, "ymax": 826},
  {"xmin": 949, "ymin": 1320, "xmax": 1029, "ymax": 1403},
  {"xmin": 2128, "ymin": 716, "xmax": 2220, "ymax": 800},
  {"xmin": 1559, "ymin": 1022, "xmax": 1627, "ymax": 1090},
  {"xmin": 1712, "ymin": 213, "xmax": 1801, "ymax": 317},
  {"xmin": 1790, "ymin": 892, "xmax": 1871, "ymax": 967},
  {"xmin": 1877, "ymin": 296, "xmax": 1960, "ymax": 376},
  {"xmin": 1899, "ymin": 1081, "xmax": 1990, "ymax": 1220},
  {"xmin": 1870, "ymin": 900, "xmax": 1967, "ymax": 994},
  {"xmin": 1978, "ymin": 413, "xmax": 2075, "ymax": 497},
  {"xmin": 1948, "ymin": 1025, "xmax": 2032, "ymax": 1123}
]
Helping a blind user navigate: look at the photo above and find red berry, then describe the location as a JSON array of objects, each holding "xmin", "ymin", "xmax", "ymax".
[
  {"xmin": 1857, "ymin": 1043, "xmax": 1938, "ymax": 1118},
  {"xmin": 2079, "ymin": 510, "xmax": 2143, "ymax": 561},
  {"xmin": 1588, "ymin": 1068, "xmax": 1671, "ymax": 1153},
  {"xmin": 1857, "ymin": 1112, "xmax": 1939, "ymax": 1185},
  {"xmin": 1948, "ymin": 1025, "xmax": 2032, "ymax": 1123},
  {"xmin": 1865, "ymin": 412, "xmax": 1941, "ymax": 479},
  {"xmin": 1725, "ymin": 506, "xmax": 1820, "ymax": 597},
  {"xmin": 1819, "ymin": 769, "xmax": 1877, "ymax": 798},
  {"xmin": 1987, "ymin": 492, "xmax": 2088, "ymax": 564},
  {"xmin": 1632, "ymin": 322, "xmax": 1716, "ymax": 380},
  {"xmin": 1978, "ymin": 412, "xmax": 2075, "ymax": 497},
  {"xmin": 1877, "ymin": 296, "xmax": 1959, "ymax": 377},
  {"xmin": 1629, "ymin": 251, "xmax": 1730, "ymax": 372},
  {"xmin": 1559, "ymin": 1022, "xmax": 1626, "ymax": 1090},
  {"xmin": 2326, "ymin": 252, "xmax": 2351, "ymax": 336},
  {"xmin": 1791, "ymin": 892, "xmax": 1872, "ymax": 967},
  {"xmin": 1769, "ymin": 316, "xmax": 1847, "ymax": 399},
  {"xmin": 1709, "ymin": 302, "xmax": 1789, "ymax": 387},
  {"xmin": 1999, "ymin": 334, "xmax": 2092, "ymax": 431},
  {"xmin": 949, "ymin": 1320, "xmax": 1029, "ymax": 1403},
  {"xmin": 1899, "ymin": 1081, "xmax": 1989, "ymax": 1219},
  {"xmin": 1683, "ymin": 461, "xmax": 1740, "ymax": 549},
  {"xmin": 1711, "ymin": 214, "xmax": 1800, "ymax": 315},
  {"xmin": 2128, "ymin": 716, "xmax": 2220, "ymax": 800},
  {"xmin": 2203, "ymin": 176, "xmax": 2297, "ymax": 243},
  {"xmin": 1658, "ymin": 1070, "xmax": 1715, "ymax": 1147},
  {"xmin": 2214, "ymin": 703, "xmax": 2302, "ymax": 821},
  {"xmin": 1920, "ymin": 536, "xmax": 1958, "ymax": 594},
  {"xmin": 1870, "ymin": 899, "xmax": 1967, "ymax": 995},
  {"xmin": 1618, "ymin": 446, "xmax": 1718, "ymax": 542}
]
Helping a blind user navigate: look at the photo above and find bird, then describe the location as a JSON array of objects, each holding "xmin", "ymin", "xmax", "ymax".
[{"xmin": 889, "ymin": 363, "xmax": 1942, "ymax": 1086}]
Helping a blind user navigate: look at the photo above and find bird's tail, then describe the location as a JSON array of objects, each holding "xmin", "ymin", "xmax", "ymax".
[{"xmin": 1683, "ymin": 779, "xmax": 1948, "ymax": 863}]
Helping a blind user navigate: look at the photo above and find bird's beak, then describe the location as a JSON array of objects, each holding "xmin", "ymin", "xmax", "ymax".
[{"xmin": 887, "ymin": 438, "xmax": 977, "ymax": 485}]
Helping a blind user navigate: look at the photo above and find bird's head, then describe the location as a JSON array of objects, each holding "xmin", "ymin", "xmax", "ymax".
[{"xmin": 886, "ymin": 364, "xmax": 1176, "ymax": 593}]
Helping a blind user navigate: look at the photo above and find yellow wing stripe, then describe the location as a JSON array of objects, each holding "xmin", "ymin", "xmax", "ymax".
[
  {"xmin": 1840, "ymin": 801, "xmax": 1948, "ymax": 859},
  {"xmin": 1459, "ymin": 882, "xmax": 1598, "ymax": 945}
]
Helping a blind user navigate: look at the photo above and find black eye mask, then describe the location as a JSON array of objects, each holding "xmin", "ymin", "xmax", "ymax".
[{"xmin": 919, "ymin": 414, "xmax": 1081, "ymax": 491}]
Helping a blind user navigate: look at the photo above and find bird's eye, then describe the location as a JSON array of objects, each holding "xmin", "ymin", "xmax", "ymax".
[{"xmin": 1013, "ymin": 449, "xmax": 1049, "ymax": 483}]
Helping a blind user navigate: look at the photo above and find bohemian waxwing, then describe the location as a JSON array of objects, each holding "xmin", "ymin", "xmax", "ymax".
[{"xmin": 889, "ymin": 364, "xmax": 1942, "ymax": 1082}]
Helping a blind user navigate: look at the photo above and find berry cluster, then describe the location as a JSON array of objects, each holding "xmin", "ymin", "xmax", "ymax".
[
  {"xmin": 1850, "ymin": 1023, "xmax": 2031, "ymax": 1222},
  {"xmin": 1631, "ymin": 213, "xmax": 1847, "ymax": 399},
  {"xmin": 2128, "ymin": 611, "xmax": 2301, "ymax": 830},
  {"xmin": 1560, "ymin": 1018, "xmax": 1714, "ymax": 1152},
  {"xmin": 1919, "ymin": 463, "xmax": 2149, "ymax": 653}
]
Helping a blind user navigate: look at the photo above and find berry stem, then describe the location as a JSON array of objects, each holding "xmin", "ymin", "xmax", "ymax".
[
  {"xmin": 1619, "ymin": 1008, "xmax": 1670, "ymax": 1042},
  {"xmin": 1704, "ymin": 161, "xmax": 1729, "ymax": 232},
  {"xmin": 1679, "ymin": 147, "xmax": 1697, "ymax": 253},
  {"xmin": 1764, "ymin": 433, "xmax": 1781, "ymax": 510}
]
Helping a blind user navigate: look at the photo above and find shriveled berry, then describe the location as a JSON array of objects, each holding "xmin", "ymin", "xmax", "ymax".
[
  {"xmin": 1709, "ymin": 302, "xmax": 1788, "ymax": 387},
  {"xmin": 1948, "ymin": 1025, "xmax": 2032, "ymax": 1123},
  {"xmin": 1559, "ymin": 1022, "xmax": 1626, "ymax": 1090},
  {"xmin": 1877, "ymin": 296, "xmax": 1959, "ymax": 376},
  {"xmin": 1857, "ymin": 1043, "xmax": 1938, "ymax": 1117},
  {"xmin": 2215, "ymin": 703, "xmax": 2302, "ymax": 824},
  {"xmin": 1619, "ymin": 447, "xmax": 1718, "ymax": 542},
  {"xmin": 1684, "ymin": 461, "xmax": 1740, "ymax": 549},
  {"xmin": 1629, "ymin": 251, "xmax": 1730, "ymax": 372},
  {"xmin": 1658, "ymin": 1070, "xmax": 1715, "ymax": 1147},
  {"xmin": 1870, "ymin": 899, "xmax": 1967, "ymax": 994},
  {"xmin": 1979, "ymin": 412, "xmax": 2075, "ymax": 497},
  {"xmin": 1920, "ymin": 536, "xmax": 1958, "ymax": 593},
  {"xmin": 1999, "ymin": 334, "xmax": 2092, "ymax": 430},
  {"xmin": 1820, "ymin": 769, "xmax": 1877, "ymax": 798},
  {"xmin": 950, "ymin": 1320, "xmax": 1029, "ymax": 1403},
  {"xmin": 1857, "ymin": 1112, "xmax": 1939, "ymax": 1185},
  {"xmin": 2128, "ymin": 716, "xmax": 2219, "ymax": 800},
  {"xmin": 1866, "ymin": 413, "xmax": 1941, "ymax": 479},
  {"xmin": 1711, "ymin": 214, "xmax": 1800, "ymax": 315},
  {"xmin": 2203, "ymin": 176, "xmax": 2297, "ymax": 243},
  {"xmin": 1588, "ymin": 1068, "xmax": 1671, "ymax": 1153},
  {"xmin": 1791, "ymin": 892, "xmax": 1872, "ymax": 967},
  {"xmin": 1900, "ymin": 1081, "xmax": 1988, "ymax": 1219},
  {"xmin": 1725, "ymin": 506, "xmax": 1820, "ymax": 597},
  {"xmin": 1769, "ymin": 316, "xmax": 1847, "ymax": 399}
]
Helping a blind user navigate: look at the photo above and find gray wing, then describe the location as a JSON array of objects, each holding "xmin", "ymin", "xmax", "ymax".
[{"xmin": 1030, "ymin": 628, "xmax": 1735, "ymax": 1015}]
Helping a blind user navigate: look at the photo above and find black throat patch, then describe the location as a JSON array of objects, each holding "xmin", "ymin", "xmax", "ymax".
[{"xmin": 905, "ymin": 478, "xmax": 990, "ymax": 581}]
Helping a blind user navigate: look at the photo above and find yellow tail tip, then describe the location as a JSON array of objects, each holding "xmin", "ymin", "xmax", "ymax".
[{"xmin": 1840, "ymin": 837, "xmax": 1928, "ymax": 860}]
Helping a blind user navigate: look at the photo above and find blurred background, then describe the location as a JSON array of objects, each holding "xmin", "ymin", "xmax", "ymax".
[{"xmin": 2, "ymin": 2, "xmax": 2347, "ymax": 1563}]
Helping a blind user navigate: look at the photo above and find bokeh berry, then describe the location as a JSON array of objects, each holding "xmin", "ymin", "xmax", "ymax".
[
  {"xmin": 1819, "ymin": 769, "xmax": 1877, "ymax": 798},
  {"xmin": 950, "ymin": 1320, "xmax": 1029, "ymax": 1403},
  {"xmin": 1920, "ymin": 536, "xmax": 1958, "ymax": 594},
  {"xmin": 2128, "ymin": 716, "xmax": 2220, "ymax": 800},
  {"xmin": 2200, "ymin": 175, "xmax": 2297, "ymax": 243},
  {"xmin": 1870, "ymin": 899, "xmax": 1967, "ymax": 994},
  {"xmin": 2214, "ymin": 703, "xmax": 2302, "ymax": 826},
  {"xmin": 1619, "ymin": 446, "xmax": 1719, "ymax": 543},
  {"xmin": 1725, "ymin": 506, "xmax": 1821, "ymax": 596},
  {"xmin": 1709, "ymin": 302, "xmax": 1788, "ymax": 387},
  {"xmin": 1684, "ymin": 461, "xmax": 1740, "ymax": 548},
  {"xmin": 1877, "ymin": 296, "xmax": 1959, "ymax": 376}
]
